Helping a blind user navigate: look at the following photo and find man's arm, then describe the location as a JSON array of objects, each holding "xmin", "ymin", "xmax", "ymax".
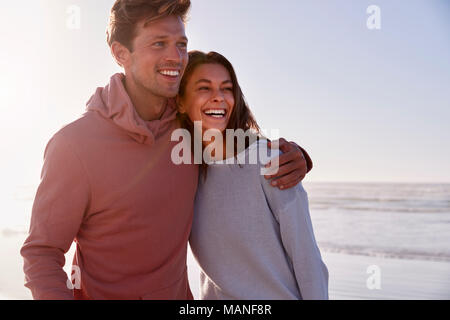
[
  {"xmin": 296, "ymin": 144, "xmax": 313, "ymax": 174},
  {"xmin": 265, "ymin": 138, "xmax": 313, "ymax": 190},
  {"xmin": 20, "ymin": 133, "xmax": 90, "ymax": 300}
]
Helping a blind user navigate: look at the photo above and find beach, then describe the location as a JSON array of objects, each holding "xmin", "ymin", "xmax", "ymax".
[
  {"xmin": 0, "ymin": 232, "xmax": 32, "ymax": 300},
  {"xmin": 2, "ymin": 182, "xmax": 449, "ymax": 300},
  {"xmin": 321, "ymin": 252, "xmax": 450, "ymax": 300},
  {"xmin": 187, "ymin": 247, "xmax": 450, "ymax": 300},
  {"xmin": 2, "ymin": 232, "xmax": 449, "ymax": 300}
]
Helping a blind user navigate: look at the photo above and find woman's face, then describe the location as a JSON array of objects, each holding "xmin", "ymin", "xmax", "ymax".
[{"xmin": 178, "ymin": 63, "xmax": 235, "ymax": 133}]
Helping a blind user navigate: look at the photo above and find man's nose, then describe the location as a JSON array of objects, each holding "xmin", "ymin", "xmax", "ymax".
[{"xmin": 165, "ymin": 44, "xmax": 183, "ymax": 63}]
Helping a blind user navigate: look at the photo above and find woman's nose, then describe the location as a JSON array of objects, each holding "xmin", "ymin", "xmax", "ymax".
[{"xmin": 212, "ymin": 90, "xmax": 225, "ymax": 102}]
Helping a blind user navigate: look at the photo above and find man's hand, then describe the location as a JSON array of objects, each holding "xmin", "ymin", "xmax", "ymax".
[{"xmin": 265, "ymin": 138, "xmax": 312, "ymax": 190}]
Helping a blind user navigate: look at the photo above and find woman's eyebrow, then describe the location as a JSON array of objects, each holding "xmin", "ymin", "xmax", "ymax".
[
  {"xmin": 195, "ymin": 79, "xmax": 233, "ymax": 85},
  {"xmin": 195, "ymin": 79, "xmax": 211, "ymax": 84}
]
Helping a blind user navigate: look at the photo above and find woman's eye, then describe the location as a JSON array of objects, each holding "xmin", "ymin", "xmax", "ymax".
[
  {"xmin": 198, "ymin": 87, "xmax": 210, "ymax": 91},
  {"xmin": 224, "ymin": 87, "xmax": 233, "ymax": 91}
]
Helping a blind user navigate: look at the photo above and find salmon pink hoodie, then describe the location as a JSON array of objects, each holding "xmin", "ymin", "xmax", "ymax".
[{"xmin": 20, "ymin": 73, "xmax": 198, "ymax": 300}]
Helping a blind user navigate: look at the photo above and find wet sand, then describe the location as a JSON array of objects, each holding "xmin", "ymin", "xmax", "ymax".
[{"xmin": 1, "ymin": 234, "xmax": 449, "ymax": 300}]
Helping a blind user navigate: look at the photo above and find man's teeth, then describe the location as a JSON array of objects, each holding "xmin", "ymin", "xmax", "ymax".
[
  {"xmin": 159, "ymin": 70, "xmax": 180, "ymax": 76},
  {"xmin": 204, "ymin": 109, "xmax": 226, "ymax": 117}
]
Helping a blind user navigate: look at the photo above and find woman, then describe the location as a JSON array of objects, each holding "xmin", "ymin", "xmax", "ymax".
[{"xmin": 177, "ymin": 51, "xmax": 329, "ymax": 300}]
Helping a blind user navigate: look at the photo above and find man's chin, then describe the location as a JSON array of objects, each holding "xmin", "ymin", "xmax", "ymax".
[
  {"xmin": 155, "ymin": 85, "xmax": 180, "ymax": 99},
  {"xmin": 163, "ymin": 91, "xmax": 179, "ymax": 99},
  {"xmin": 149, "ymin": 88, "xmax": 179, "ymax": 99}
]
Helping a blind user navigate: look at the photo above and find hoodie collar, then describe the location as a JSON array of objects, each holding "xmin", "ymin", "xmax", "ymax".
[{"xmin": 86, "ymin": 73, "xmax": 178, "ymax": 146}]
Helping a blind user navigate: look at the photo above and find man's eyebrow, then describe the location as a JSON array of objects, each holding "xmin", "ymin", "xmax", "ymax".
[{"xmin": 149, "ymin": 35, "xmax": 188, "ymax": 41}]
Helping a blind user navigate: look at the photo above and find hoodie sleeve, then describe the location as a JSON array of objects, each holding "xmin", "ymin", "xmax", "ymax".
[
  {"xmin": 261, "ymin": 179, "xmax": 329, "ymax": 300},
  {"xmin": 20, "ymin": 132, "xmax": 91, "ymax": 300},
  {"xmin": 259, "ymin": 142, "xmax": 328, "ymax": 300}
]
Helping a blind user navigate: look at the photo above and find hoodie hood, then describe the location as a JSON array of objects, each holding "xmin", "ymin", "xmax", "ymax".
[{"xmin": 86, "ymin": 73, "xmax": 178, "ymax": 146}]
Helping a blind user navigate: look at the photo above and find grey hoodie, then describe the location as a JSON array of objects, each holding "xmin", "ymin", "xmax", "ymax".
[{"xmin": 189, "ymin": 140, "xmax": 329, "ymax": 300}]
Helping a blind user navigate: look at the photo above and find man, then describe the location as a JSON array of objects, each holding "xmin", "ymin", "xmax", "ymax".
[{"xmin": 21, "ymin": 0, "xmax": 312, "ymax": 300}]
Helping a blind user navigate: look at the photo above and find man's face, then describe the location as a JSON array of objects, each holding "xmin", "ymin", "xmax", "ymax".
[{"xmin": 126, "ymin": 15, "xmax": 189, "ymax": 98}]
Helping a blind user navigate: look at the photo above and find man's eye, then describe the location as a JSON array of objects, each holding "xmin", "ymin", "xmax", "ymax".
[
  {"xmin": 153, "ymin": 42, "xmax": 165, "ymax": 47},
  {"xmin": 177, "ymin": 42, "xmax": 188, "ymax": 48},
  {"xmin": 198, "ymin": 87, "xmax": 209, "ymax": 91}
]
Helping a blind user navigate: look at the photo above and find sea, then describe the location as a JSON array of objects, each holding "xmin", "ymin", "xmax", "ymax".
[
  {"xmin": 2, "ymin": 182, "xmax": 450, "ymax": 262},
  {"xmin": 303, "ymin": 182, "xmax": 450, "ymax": 262}
]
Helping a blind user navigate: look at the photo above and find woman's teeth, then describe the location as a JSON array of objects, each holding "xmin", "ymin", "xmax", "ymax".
[{"xmin": 204, "ymin": 109, "xmax": 226, "ymax": 118}]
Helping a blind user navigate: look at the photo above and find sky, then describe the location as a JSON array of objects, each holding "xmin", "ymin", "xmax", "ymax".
[{"xmin": 0, "ymin": 0, "xmax": 449, "ymax": 187}]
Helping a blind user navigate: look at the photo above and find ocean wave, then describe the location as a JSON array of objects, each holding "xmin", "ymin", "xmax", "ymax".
[
  {"xmin": 310, "ymin": 197, "xmax": 450, "ymax": 205},
  {"xmin": 317, "ymin": 242, "xmax": 450, "ymax": 262},
  {"xmin": 309, "ymin": 204, "xmax": 450, "ymax": 214}
]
